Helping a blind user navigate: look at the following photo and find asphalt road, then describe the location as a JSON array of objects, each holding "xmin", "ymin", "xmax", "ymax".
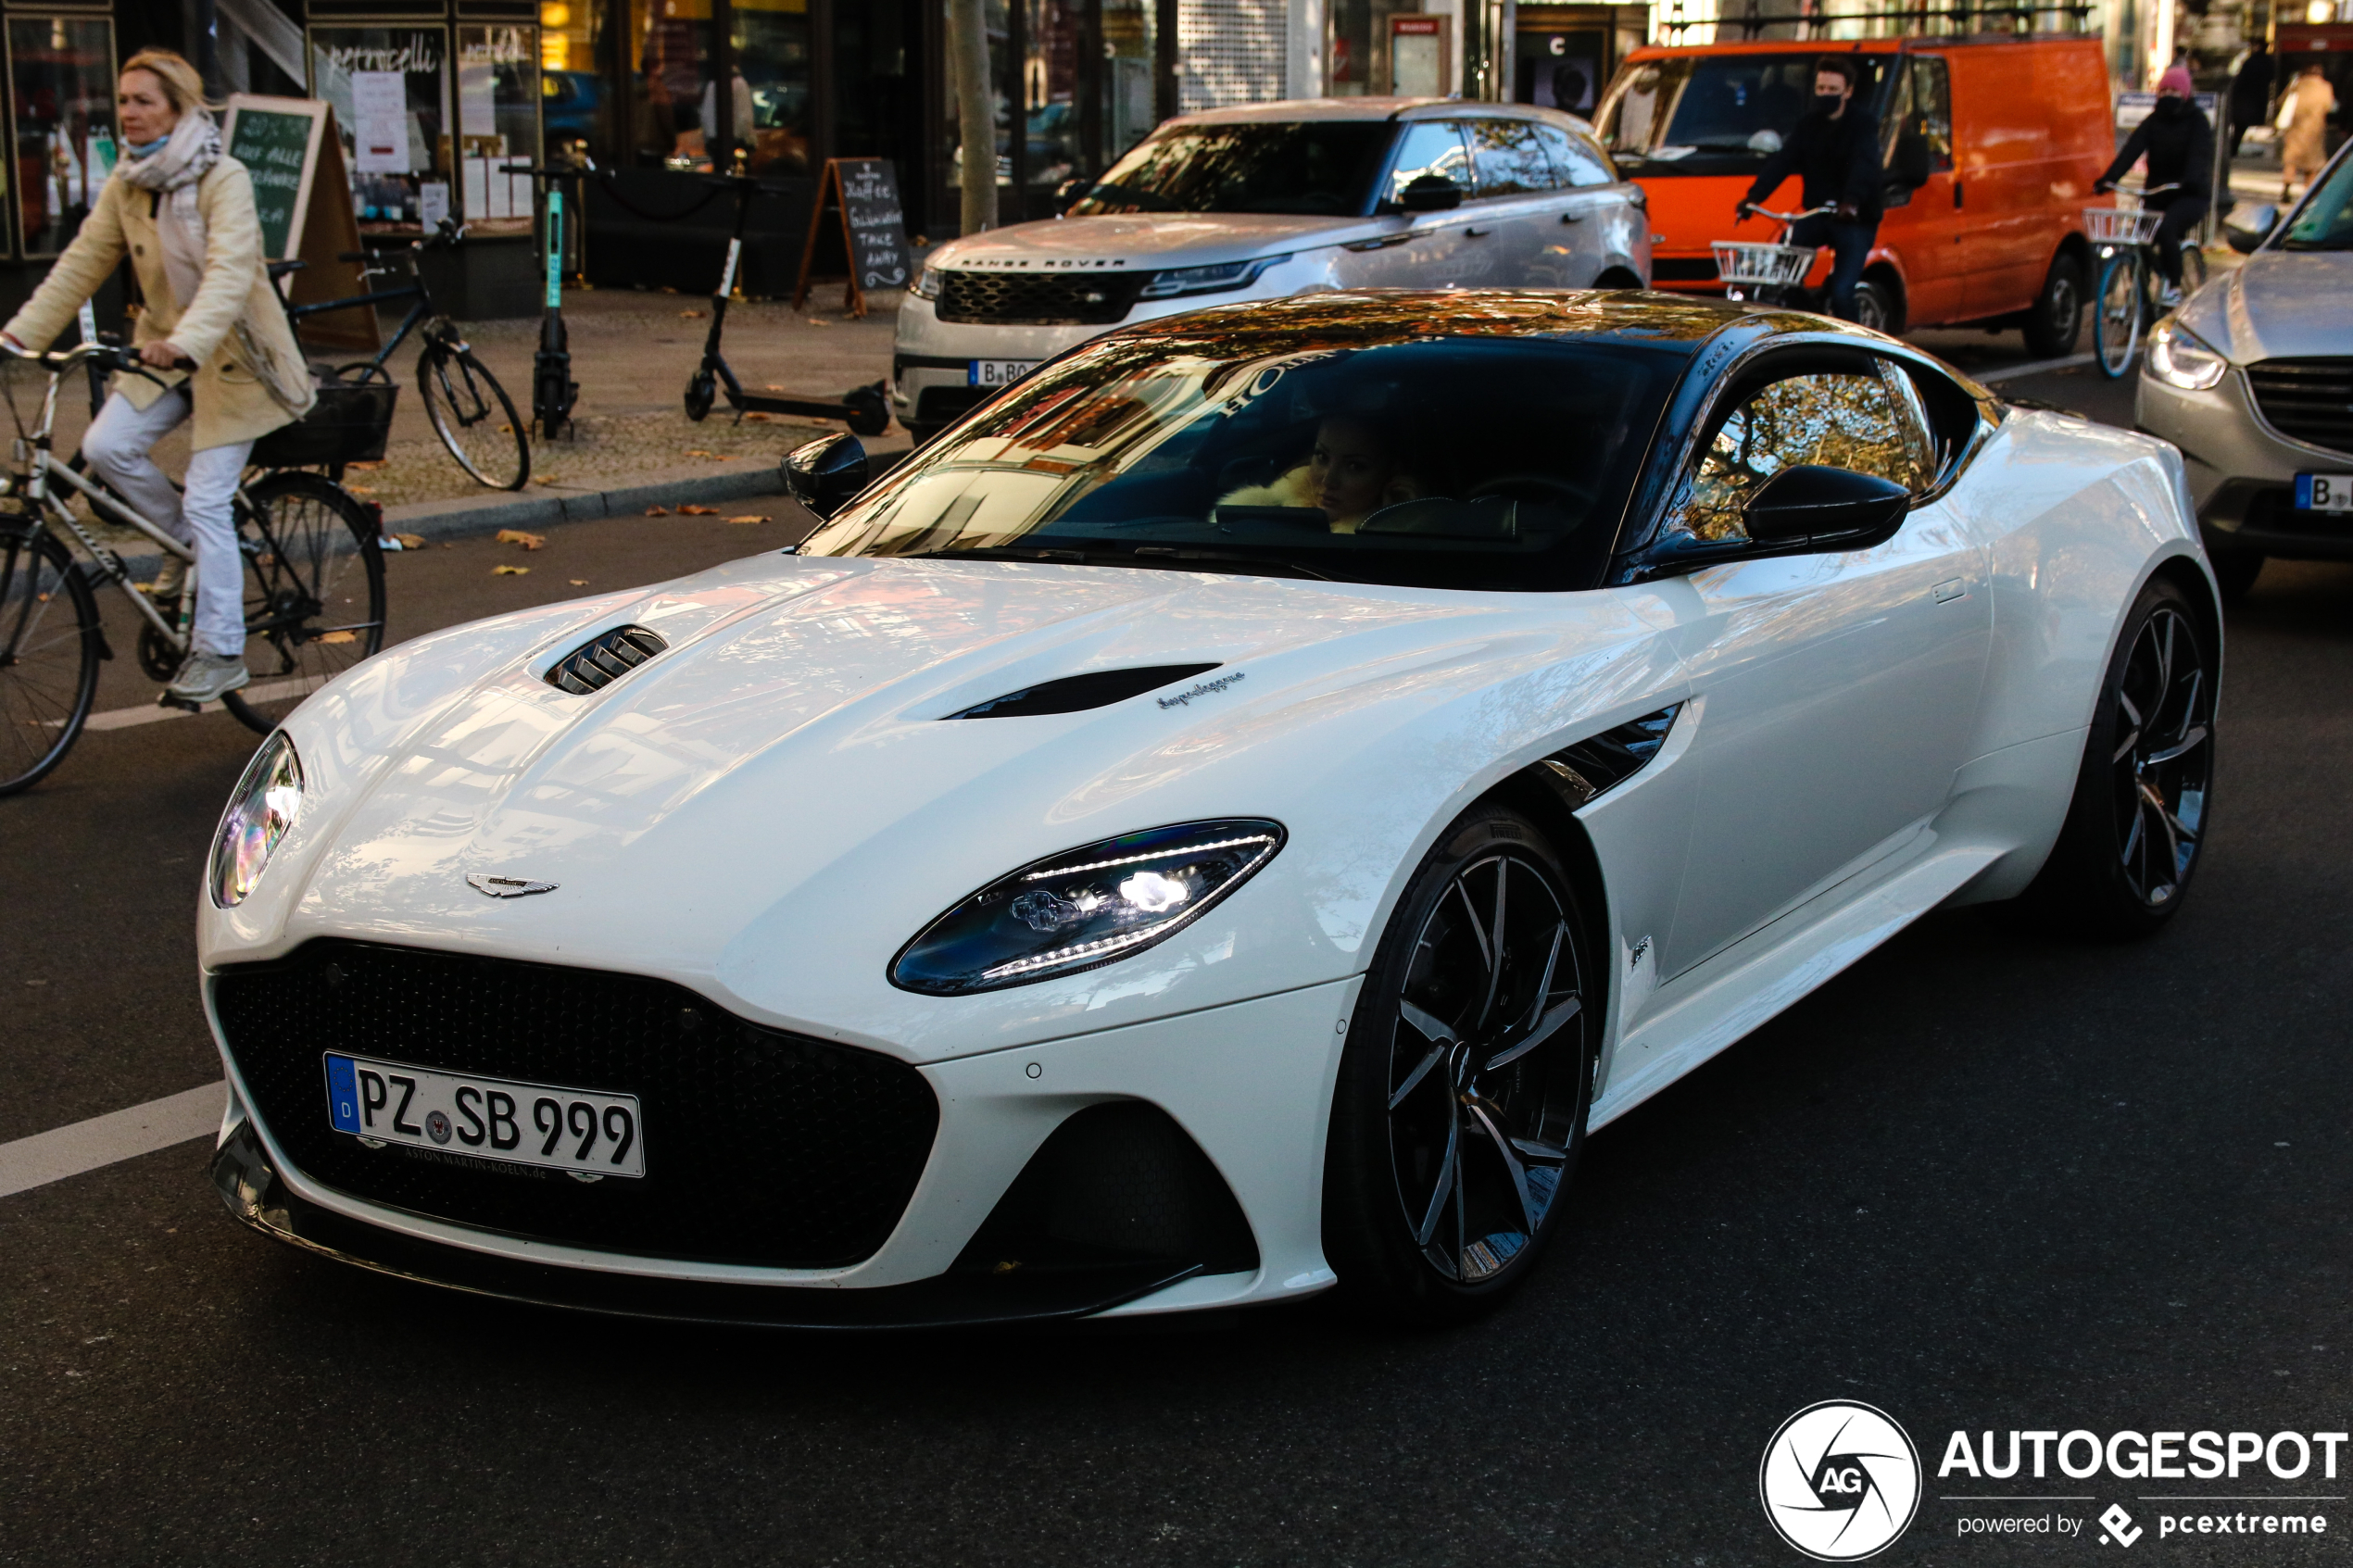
[{"xmin": 9, "ymin": 357, "xmax": 2353, "ymax": 1568}]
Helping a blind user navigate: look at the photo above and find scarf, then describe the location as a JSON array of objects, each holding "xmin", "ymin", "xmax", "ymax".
[{"xmin": 118, "ymin": 110, "xmax": 221, "ymax": 316}]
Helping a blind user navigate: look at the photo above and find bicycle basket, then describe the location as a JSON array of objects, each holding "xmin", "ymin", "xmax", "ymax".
[
  {"xmin": 249, "ymin": 372, "xmax": 398, "ymax": 468},
  {"xmin": 2083, "ymin": 206, "xmax": 2162, "ymax": 246},
  {"xmin": 1710, "ymin": 241, "xmax": 1816, "ymax": 288}
]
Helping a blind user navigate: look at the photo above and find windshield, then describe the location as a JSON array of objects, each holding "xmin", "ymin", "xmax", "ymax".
[
  {"xmin": 800, "ymin": 326, "xmax": 1687, "ymax": 594},
  {"xmin": 1067, "ymin": 121, "xmax": 1396, "ymax": 217},
  {"xmin": 1597, "ymin": 53, "xmax": 1890, "ymax": 175},
  {"xmin": 2281, "ymin": 153, "xmax": 2353, "ymax": 250}
]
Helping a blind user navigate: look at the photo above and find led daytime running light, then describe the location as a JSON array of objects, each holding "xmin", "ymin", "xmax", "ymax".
[{"xmin": 1022, "ymin": 833, "xmax": 1278, "ymax": 883}]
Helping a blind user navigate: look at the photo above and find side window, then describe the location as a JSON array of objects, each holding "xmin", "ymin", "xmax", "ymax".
[
  {"xmin": 1534, "ymin": 122, "xmax": 1617, "ymax": 188},
  {"xmin": 1907, "ymin": 57, "xmax": 1954, "ymax": 173},
  {"xmin": 1674, "ymin": 370, "xmax": 1931, "ymax": 544},
  {"xmin": 1385, "ymin": 121, "xmax": 1474, "ymax": 205},
  {"xmin": 1465, "ymin": 119, "xmax": 1557, "ymax": 196}
]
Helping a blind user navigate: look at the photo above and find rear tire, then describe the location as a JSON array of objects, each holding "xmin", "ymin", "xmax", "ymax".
[
  {"xmin": 2022, "ymin": 253, "xmax": 2086, "ymax": 357},
  {"xmin": 0, "ymin": 525, "xmax": 99, "ymax": 795},
  {"xmin": 1852, "ymin": 276, "xmax": 1901, "ymax": 335},
  {"xmin": 2094, "ymin": 252, "xmax": 2143, "ymax": 378},
  {"xmin": 220, "ymin": 473, "xmax": 386, "ymax": 735}
]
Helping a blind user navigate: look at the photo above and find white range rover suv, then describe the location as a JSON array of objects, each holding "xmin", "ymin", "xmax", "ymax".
[{"xmin": 892, "ymin": 96, "xmax": 1653, "ymax": 442}]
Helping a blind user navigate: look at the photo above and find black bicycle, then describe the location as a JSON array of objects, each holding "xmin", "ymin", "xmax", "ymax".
[{"xmin": 286, "ymin": 221, "xmax": 530, "ymax": 490}]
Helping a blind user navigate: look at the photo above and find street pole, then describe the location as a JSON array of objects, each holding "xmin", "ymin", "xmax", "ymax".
[{"xmin": 950, "ymin": 0, "xmax": 997, "ymax": 234}]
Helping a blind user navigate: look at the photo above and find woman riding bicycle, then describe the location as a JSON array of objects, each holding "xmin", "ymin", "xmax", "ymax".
[
  {"xmin": 2094, "ymin": 64, "xmax": 2213, "ymax": 309},
  {"xmin": 0, "ymin": 48, "xmax": 313, "ymax": 706}
]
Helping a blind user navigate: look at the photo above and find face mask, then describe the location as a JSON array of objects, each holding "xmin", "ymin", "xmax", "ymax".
[
  {"xmin": 2155, "ymin": 95, "xmax": 2184, "ymax": 118},
  {"xmin": 1815, "ymin": 90, "xmax": 1844, "ymax": 110}
]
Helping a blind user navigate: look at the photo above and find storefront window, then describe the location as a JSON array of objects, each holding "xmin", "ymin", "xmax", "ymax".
[
  {"xmin": 1021, "ymin": 0, "xmax": 1081, "ymax": 201},
  {"xmin": 1327, "ymin": 0, "xmax": 1427, "ymax": 96},
  {"xmin": 629, "ymin": 0, "xmax": 711, "ymax": 167},
  {"xmin": 311, "ymin": 26, "xmax": 450, "ymax": 234},
  {"xmin": 11, "ymin": 16, "xmax": 115, "ymax": 258},
  {"xmin": 735, "ymin": 0, "xmax": 812, "ymax": 174},
  {"xmin": 1101, "ymin": 0, "xmax": 1154, "ymax": 154},
  {"xmin": 457, "ymin": 26, "xmax": 540, "ymax": 234},
  {"xmin": 539, "ymin": 0, "xmax": 605, "ymax": 155}
]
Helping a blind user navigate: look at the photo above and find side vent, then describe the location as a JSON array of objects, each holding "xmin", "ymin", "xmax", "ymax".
[
  {"xmin": 545, "ymin": 625, "xmax": 668, "ymax": 696},
  {"xmin": 946, "ymin": 662, "xmax": 1221, "ymax": 720},
  {"xmin": 1539, "ymin": 704, "xmax": 1682, "ymax": 805}
]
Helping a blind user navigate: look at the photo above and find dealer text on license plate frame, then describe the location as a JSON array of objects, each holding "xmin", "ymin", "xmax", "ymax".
[
  {"xmin": 322, "ymin": 1053, "xmax": 647, "ymax": 1179},
  {"xmin": 969, "ymin": 358, "xmax": 1038, "ymax": 389},
  {"xmin": 2296, "ymin": 473, "xmax": 2353, "ymax": 514}
]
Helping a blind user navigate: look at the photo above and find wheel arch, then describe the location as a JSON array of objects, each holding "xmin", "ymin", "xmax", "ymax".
[
  {"xmin": 1592, "ymin": 264, "xmax": 1644, "ymax": 291},
  {"xmin": 1484, "ymin": 768, "xmax": 1617, "ymax": 1041},
  {"xmin": 1860, "ymin": 261, "xmax": 1908, "ymax": 334},
  {"xmin": 2146, "ymin": 547, "xmax": 2225, "ymax": 685}
]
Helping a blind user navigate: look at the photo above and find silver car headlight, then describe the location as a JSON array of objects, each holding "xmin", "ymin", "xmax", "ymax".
[
  {"xmin": 911, "ymin": 265, "xmax": 942, "ymax": 300},
  {"xmin": 1138, "ymin": 254, "xmax": 1292, "ymax": 301},
  {"xmin": 2147, "ymin": 318, "xmax": 2229, "ymax": 392},
  {"xmin": 209, "ymin": 732, "xmax": 303, "ymax": 908},
  {"xmin": 890, "ymin": 819, "xmax": 1285, "ymax": 995}
]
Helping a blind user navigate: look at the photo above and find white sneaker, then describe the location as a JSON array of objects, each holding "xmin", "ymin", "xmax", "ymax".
[
  {"xmin": 143, "ymin": 554, "xmax": 187, "ymax": 600},
  {"xmin": 2158, "ymin": 282, "xmax": 2184, "ymax": 309},
  {"xmin": 162, "ymin": 649, "xmax": 249, "ymax": 706}
]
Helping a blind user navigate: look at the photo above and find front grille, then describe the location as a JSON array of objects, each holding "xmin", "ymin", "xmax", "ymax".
[
  {"xmin": 1651, "ymin": 257, "xmax": 1722, "ymax": 282},
  {"xmin": 213, "ymin": 941, "xmax": 938, "ymax": 1268},
  {"xmin": 2247, "ymin": 357, "xmax": 2353, "ymax": 456},
  {"xmin": 937, "ymin": 270, "xmax": 1151, "ymax": 325}
]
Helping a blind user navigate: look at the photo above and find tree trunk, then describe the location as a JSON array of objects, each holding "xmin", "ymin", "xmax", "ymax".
[{"xmin": 950, "ymin": 0, "xmax": 998, "ymax": 235}]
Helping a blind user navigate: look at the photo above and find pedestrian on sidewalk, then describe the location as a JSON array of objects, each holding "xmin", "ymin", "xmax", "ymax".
[
  {"xmin": 1736, "ymin": 55, "xmax": 1882, "ymax": 322},
  {"xmin": 2229, "ymin": 42, "xmax": 2274, "ymax": 157},
  {"xmin": 2095, "ymin": 64, "xmax": 2212, "ymax": 308},
  {"xmin": 2281, "ymin": 64, "xmax": 2337, "ymax": 198},
  {"xmin": 0, "ymin": 48, "xmax": 313, "ymax": 706}
]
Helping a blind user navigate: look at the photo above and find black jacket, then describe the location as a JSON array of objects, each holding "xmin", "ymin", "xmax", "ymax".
[
  {"xmin": 2099, "ymin": 101, "xmax": 2214, "ymax": 198},
  {"xmin": 1744, "ymin": 101, "xmax": 1885, "ymax": 222},
  {"xmin": 2231, "ymin": 52, "xmax": 2274, "ymax": 116}
]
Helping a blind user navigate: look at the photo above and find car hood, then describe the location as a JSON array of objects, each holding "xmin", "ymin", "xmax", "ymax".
[
  {"xmin": 208, "ymin": 553, "xmax": 1683, "ymax": 1060},
  {"xmin": 926, "ymin": 213, "xmax": 1393, "ymax": 273},
  {"xmin": 2180, "ymin": 250, "xmax": 2353, "ymax": 362}
]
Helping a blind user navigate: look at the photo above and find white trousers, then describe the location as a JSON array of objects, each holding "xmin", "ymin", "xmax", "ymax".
[{"xmin": 84, "ymin": 389, "xmax": 254, "ymax": 657}]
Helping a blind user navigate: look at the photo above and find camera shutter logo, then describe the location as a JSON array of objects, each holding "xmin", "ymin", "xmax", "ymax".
[{"xmin": 1758, "ymin": 1400, "xmax": 1922, "ymax": 1561}]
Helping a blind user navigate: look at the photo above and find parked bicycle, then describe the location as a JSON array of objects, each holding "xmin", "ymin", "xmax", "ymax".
[
  {"xmin": 2086, "ymin": 184, "xmax": 2210, "ymax": 379},
  {"xmin": 1712, "ymin": 203, "xmax": 1840, "ymax": 310},
  {"xmin": 285, "ymin": 221, "xmax": 529, "ymax": 490},
  {"xmin": 0, "ymin": 340, "xmax": 384, "ymax": 794}
]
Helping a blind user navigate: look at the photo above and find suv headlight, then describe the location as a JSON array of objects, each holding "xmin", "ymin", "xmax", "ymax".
[
  {"xmin": 911, "ymin": 265, "xmax": 942, "ymax": 300},
  {"xmin": 2147, "ymin": 318, "xmax": 2229, "ymax": 392},
  {"xmin": 210, "ymin": 732, "xmax": 303, "ymax": 908},
  {"xmin": 890, "ymin": 819, "xmax": 1285, "ymax": 994},
  {"xmin": 1138, "ymin": 254, "xmax": 1292, "ymax": 301}
]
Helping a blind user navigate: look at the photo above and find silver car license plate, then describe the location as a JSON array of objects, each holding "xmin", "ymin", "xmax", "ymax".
[
  {"xmin": 2296, "ymin": 473, "xmax": 2353, "ymax": 513},
  {"xmin": 969, "ymin": 358, "xmax": 1038, "ymax": 389},
  {"xmin": 322, "ymin": 1053, "xmax": 646, "ymax": 1178}
]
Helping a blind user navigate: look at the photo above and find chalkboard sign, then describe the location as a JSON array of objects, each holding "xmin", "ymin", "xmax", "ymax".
[
  {"xmin": 221, "ymin": 94, "xmax": 329, "ymax": 260},
  {"xmin": 793, "ymin": 157, "xmax": 913, "ymax": 317}
]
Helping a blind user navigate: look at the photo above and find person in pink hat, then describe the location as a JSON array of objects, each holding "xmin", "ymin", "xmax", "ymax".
[{"xmin": 2095, "ymin": 63, "xmax": 2214, "ymax": 307}]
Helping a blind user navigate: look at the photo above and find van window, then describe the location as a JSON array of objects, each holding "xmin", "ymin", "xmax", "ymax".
[
  {"xmin": 1535, "ymin": 122, "xmax": 1617, "ymax": 187},
  {"xmin": 1896, "ymin": 56, "xmax": 1954, "ymax": 174},
  {"xmin": 1596, "ymin": 52, "xmax": 1894, "ymax": 176},
  {"xmin": 1671, "ymin": 369, "xmax": 1931, "ymax": 545},
  {"xmin": 1466, "ymin": 119, "xmax": 1557, "ymax": 196},
  {"xmin": 1386, "ymin": 120, "xmax": 1475, "ymax": 204}
]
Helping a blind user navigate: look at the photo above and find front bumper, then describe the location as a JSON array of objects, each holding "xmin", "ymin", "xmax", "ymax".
[{"xmin": 2138, "ymin": 362, "xmax": 2353, "ymax": 559}]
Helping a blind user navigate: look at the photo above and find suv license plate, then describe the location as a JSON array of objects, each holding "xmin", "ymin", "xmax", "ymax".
[
  {"xmin": 323, "ymin": 1053, "xmax": 647, "ymax": 1179},
  {"xmin": 969, "ymin": 358, "xmax": 1038, "ymax": 388},
  {"xmin": 2296, "ymin": 474, "xmax": 2353, "ymax": 513}
]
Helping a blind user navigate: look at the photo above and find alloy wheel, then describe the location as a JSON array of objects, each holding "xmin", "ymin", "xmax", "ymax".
[{"xmin": 2109, "ymin": 605, "xmax": 2211, "ymax": 908}]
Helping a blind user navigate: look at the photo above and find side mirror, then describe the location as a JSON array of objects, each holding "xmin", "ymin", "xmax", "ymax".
[
  {"xmin": 1891, "ymin": 130, "xmax": 1931, "ymax": 191},
  {"xmin": 1399, "ymin": 174, "xmax": 1464, "ymax": 213},
  {"xmin": 2224, "ymin": 203, "xmax": 2278, "ymax": 255},
  {"xmin": 782, "ymin": 433, "xmax": 869, "ymax": 521},
  {"xmin": 1742, "ymin": 464, "xmax": 1911, "ymax": 545}
]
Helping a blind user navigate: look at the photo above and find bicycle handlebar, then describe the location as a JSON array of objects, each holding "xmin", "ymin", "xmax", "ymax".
[
  {"xmin": 0, "ymin": 339, "xmax": 190, "ymax": 378},
  {"xmin": 1740, "ymin": 202, "xmax": 1838, "ymax": 225}
]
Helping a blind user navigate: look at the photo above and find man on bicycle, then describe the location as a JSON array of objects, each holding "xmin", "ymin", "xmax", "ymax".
[
  {"xmin": 2095, "ymin": 64, "xmax": 2212, "ymax": 308},
  {"xmin": 1736, "ymin": 55, "xmax": 1881, "ymax": 322}
]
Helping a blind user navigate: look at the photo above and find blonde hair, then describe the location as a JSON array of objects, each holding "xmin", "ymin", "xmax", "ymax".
[{"xmin": 120, "ymin": 49, "xmax": 217, "ymax": 116}]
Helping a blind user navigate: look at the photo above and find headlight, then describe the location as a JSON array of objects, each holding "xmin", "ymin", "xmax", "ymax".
[
  {"xmin": 209, "ymin": 732, "xmax": 302, "ymax": 908},
  {"xmin": 890, "ymin": 819, "xmax": 1285, "ymax": 995},
  {"xmin": 1137, "ymin": 254, "xmax": 1292, "ymax": 301},
  {"xmin": 2146, "ymin": 318, "xmax": 2229, "ymax": 392},
  {"xmin": 911, "ymin": 265, "xmax": 942, "ymax": 300}
]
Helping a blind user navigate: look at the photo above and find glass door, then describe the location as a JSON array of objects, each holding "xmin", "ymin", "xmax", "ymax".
[{"xmin": 7, "ymin": 15, "xmax": 116, "ymax": 258}]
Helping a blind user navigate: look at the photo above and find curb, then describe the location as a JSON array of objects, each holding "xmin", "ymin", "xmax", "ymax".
[{"xmin": 381, "ymin": 461, "xmax": 791, "ymax": 545}]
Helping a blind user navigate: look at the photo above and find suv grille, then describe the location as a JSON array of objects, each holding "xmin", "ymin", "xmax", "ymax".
[
  {"xmin": 2247, "ymin": 358, "xmax": 2353, "ymax": 456},
  {"xmin": 213, "ymin": 941, "xmax": 938, "ymax": 1268},
  {"xmin": 937, "ymin": 270, "xmax": 1151, "ymax": 325}
]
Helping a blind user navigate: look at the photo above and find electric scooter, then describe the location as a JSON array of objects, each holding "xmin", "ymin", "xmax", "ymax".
[{"xmin": 501, "ymin": 153, "xmax": 589, "ymax": 440}]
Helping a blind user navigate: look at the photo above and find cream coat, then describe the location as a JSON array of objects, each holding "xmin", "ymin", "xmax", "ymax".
[{"xmin": 4, "ymin": 156, "xmax": 313, "ymax": 450}]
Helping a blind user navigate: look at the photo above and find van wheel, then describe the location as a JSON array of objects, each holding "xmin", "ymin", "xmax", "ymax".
[
  {"xmin": 1852, "ymin": 277, "xmax": 1900, "ymax": 334},
  {"xmin": 2023, "ymin": 255, "xmax": 2086, "ymax": 358}
]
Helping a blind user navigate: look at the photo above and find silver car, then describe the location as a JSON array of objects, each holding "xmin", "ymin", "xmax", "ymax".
[
  {"xmin": 892, "ymin": 98, "xmax": 1653, "ymax": 443},
  {"xmin": 2137, "ymin": 142, "xmax": 2353, "ymax": 597}
]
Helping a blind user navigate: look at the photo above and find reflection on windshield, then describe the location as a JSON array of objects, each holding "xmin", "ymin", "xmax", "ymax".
[
  {"xmin": 2283, "ymin": 156, "xmax": 2353, "ymax": 250},
  {"xmin": 1598, "ymin": 53, "xmax": 1888, "ymax": 170},
  {"xmin": 1068, "ymin": 121, "xmax": 1396, "ymax": 217},
  {"xmin": 802, "ymin": 295, "xmax": 1716, "ymax": 593}
]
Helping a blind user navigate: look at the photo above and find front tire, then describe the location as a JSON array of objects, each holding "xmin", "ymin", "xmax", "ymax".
[
  {"xmin": 420, "ymin": 343, "xmax": 529, "ymax": 490},
  {"xmin": 0, "ymin": 525, "xmax": 99, "ymax": 795},
  {"xmin": 1323, "ymin": 804, "xmax": 1598, "ymax": 1324},
  {"xmin": 2022, "ymin": 252, "xmax": 2085, "ymax": 357},
  {"xmin": 2094, "ymin": 252, "xmax": 2144, "ymax": 378}
]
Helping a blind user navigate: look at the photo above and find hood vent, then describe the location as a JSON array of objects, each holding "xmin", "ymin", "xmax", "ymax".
[
  {"xmin": 546, "ymin": 625, "xmax": 669, "ymax": 695},
  {"xmin": 947, "ymin": 663, "xmax": 1222, "ymax": 720}
]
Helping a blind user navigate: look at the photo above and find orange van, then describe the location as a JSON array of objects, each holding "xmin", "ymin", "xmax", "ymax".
[{"xmin": 1594, "ymin": 36, "xmax": 2113, "ymax": 353}]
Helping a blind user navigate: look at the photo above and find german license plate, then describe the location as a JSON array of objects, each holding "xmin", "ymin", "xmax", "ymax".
[
  {"xmin": 969, "ymin": 358, "xmax": 1038, "ymax": 388},
  {"xmin": 322, "ymin": 1053, "xmax": 646, "ymax": 1179},
  {"xmin": 2296, "ymin": 474, "xmax": 2353, "ymax": 513}
]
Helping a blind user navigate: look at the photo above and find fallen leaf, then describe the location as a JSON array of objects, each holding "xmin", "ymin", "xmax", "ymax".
[
  {"xmin": 493, "ymin": 564, "xmax": 530, "ymax": 576},
  {"xmin": 808, "ymin": 318, "xmax": 833, "ymax": 328},
  {"xmin": 316, "ymin": 631, "xmax": 358, "ymax": 645},
  {"xmin": 677, "ymin": 504, "xmax": 720, "ymax": 516},
  {"xmin": 764, "ymin": 383, "xmax": 787, "ymax": 392},
  {"xmin": 745, "ymin": 411, "xmax": 772, "ymax": 422},
  {"xmin": 495, "ymin": 529, "xmax": 547, "ymax": 550},
  {"xmin": 392, "ymin": 533, "xmax": 427, "ymax": 548},
  {"xmin": 346, "ymin": 484, "xmax": 377, "ymax": 495},
  {"xmin": 569, "ymin": 578, "xmax": 587, "ymax": 586},
  {"xmin": 679, "ymin": 309, "xmax": 705, "ymax": 319},
  {"xmin": 532, "ymin": 475, "xmax": 561, "ymax": 485},
  {"xmin": 643, "ymin": 506, "xmax": 670, "ymax": 516},
  {"xmin": 346, "ymin": 459, "xmax": 385, "ymax": 470},
  {"xmin": 725, "ymin": 514, "xmax": 770, "ymax": 525},
  {"xmin": 684, "ymin": 448, "xmax": 718, "ymax": 458}
]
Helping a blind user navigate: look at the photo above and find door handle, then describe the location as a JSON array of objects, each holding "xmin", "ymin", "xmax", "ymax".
[
  {"xmin": 1341, "ymin": 232, "xmax": 1415, "ymax": 251},
  {"xmin": 1465, "ymin": 227, "xmax": 1491, "ymax": 238},
  {"xmin": 1953, "ymin": 180, "xmax": 1964, "ymax": 207},
  {"xmin": 1932, "ymin": 577, "xmax": 1968, "ymax": 604}
]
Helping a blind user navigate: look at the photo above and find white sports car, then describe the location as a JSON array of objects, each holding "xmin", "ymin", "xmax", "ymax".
[{"xmin": 202, "ymin": 292, "xmax": 2220, "ymax": 1327}]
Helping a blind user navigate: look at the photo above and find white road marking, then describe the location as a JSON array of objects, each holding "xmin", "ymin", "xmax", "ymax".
[
  {"xmin": 69, "ymin": 676, "xmax": 328, "ymax": 733},
  {"xmin": 1976, "ymin": 351, "xmax": 2098, "ymax": 384},
  {"xmin": 0, "ymin": 1082, "xmax": 224, "ymax": 1198}
]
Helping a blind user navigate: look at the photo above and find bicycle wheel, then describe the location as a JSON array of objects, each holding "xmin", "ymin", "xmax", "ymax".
[
  {"xmin": 220, "ymin": 472, "xmax": 386, "ymax": 735},
  {"xmin": 0, "ymin": 522, "xmax": 100, "ymax": 795},
  {"xmin": 419, "ymin": 342, "xmax": 529, "ymax": 490},
  {"xmin": 2094, "ymin": 252, "xmax": 2144, "ymax": 378}
]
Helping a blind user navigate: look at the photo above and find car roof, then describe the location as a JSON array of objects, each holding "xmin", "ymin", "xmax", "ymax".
[
  {"xmin": 1173, "ymin": 96, "xmax": 1599, "ymax": 132},
  {"xmin": 1622, "ymin": 33, "xmax": 2101, "ymax": 57}
]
